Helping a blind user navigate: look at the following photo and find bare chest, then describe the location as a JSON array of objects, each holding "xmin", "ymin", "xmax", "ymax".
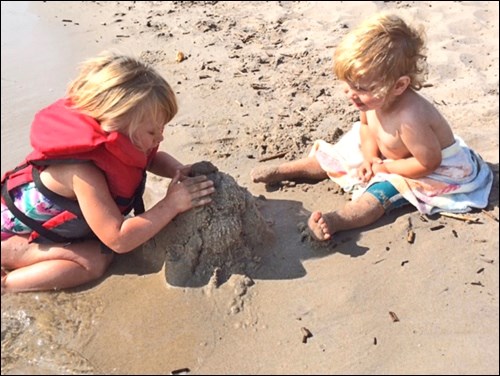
[{"xmin": 366, "ymin": 114, "xmax": 410, "ymax": 159}]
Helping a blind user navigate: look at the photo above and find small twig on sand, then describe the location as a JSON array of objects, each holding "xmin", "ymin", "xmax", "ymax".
[
  {"xmin": 481, "ymin": 209, "xmax": 499, "ymax": 222},
  {"xmin": 406, "ymin": 217, "xmax": 415, "ymax": 243},
  {"xmin": 301, "ymin": 327, "xmax": 313, "ymax": 343},
  {"xmin": 439, "ymin": 212, "xmax": 481, "ymax": 223},
  {"xmin": 389, "ymin": 311, "xmax": 400, "ymax": 322},
  {"xmin": 294, "ymin": 108, "xmax": 312, "ymax": 122},
  {"xmin": 258, "ymin": 151, "xmax": 288, "ymax": 162}
]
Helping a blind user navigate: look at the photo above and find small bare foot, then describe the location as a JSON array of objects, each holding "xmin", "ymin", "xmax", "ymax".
[
  {"xmin": 307, "ymin": 211, "xmax": 333, "ymax": 241},
  {"xmin": 251, "ymin": 166, "xmax": 283, "ymax": 184}
]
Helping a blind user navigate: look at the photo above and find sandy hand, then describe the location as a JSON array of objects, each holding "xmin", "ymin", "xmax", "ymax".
[{"xmin": 167, "ymin": 170, "xmax": 215, "ymax": 213}]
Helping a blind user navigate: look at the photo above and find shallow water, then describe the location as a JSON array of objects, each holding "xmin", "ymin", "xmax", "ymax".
[
  {"xmin": 1, "ymin": 3, "xmax": 109, "ymax": 373},
  {"xmin": 1, "ymin": 290, "xmax": 103, "ymax": 374},
  {"xmin": 0, "ymin": 3, "xmax": 216, "ymax": 373},
  {"xmin": 1, "ymin": 1, "xmax": 95, "ymax": 175}
]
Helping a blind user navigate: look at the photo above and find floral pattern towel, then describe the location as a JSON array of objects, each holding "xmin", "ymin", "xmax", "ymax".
[{"xmin": 309, "ymin": 122, "xmax": 493, "ymax": 215}]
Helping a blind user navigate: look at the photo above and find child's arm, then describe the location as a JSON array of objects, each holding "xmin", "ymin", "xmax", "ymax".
[
  {"xmin": 148, "ymin": 151, "xmax": 187, "ymax": 179},
  {"xmin": 359, "ymin": 112, "xmax": 380, "ymax": 161},
  {"xmin": 71, "ymin": 163, "xmax": 214, "ymax": 253},
  {"xmin": 358, "ymin": 112, "xmax": 381, "ymax": 182},
  {"xmin": 372, "ymin": 121, "xmax": 442, "ymax": 179}
]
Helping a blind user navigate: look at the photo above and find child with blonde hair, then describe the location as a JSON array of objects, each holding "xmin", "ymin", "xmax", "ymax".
[
  {"xmin": 1, "ymin": 52, "xmax": 215, "ymax": 292},
  {"xmin": 251, "ymin": 13, "xmax": 493, "ymax": 241}
]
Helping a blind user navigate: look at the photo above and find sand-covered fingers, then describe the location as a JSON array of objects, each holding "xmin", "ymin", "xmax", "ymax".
[
  {"xmin": 184, "ymin": 175, "xmax": 215, "ymax": 207},
  {"xmin": 166, "ymin": 174, "xmax": 214, "ymax": 213},
  {"xmin": 183, "ymin": 175, "xmax": 215, "ymax": 193},
  {"xmin": 191, "ymin": 195, "xmax": 213, "ymax": 207}
]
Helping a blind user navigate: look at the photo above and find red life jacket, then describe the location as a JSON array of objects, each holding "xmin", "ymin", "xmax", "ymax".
[{"xmin": 1, "ymin": 98, "xmax": 156, "ymax": 244}]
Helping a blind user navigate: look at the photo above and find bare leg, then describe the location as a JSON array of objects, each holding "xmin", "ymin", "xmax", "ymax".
[
  {"xmin": 251, "ymin": 156, "xmax": 327, "ymax": 184},
  {"xmin": 1, "ymin": 235, "xmax": 114, "ymax": 293},
  {"xmin": 308, "ymin": 192, "xmax": 385, "ymax": 241}
]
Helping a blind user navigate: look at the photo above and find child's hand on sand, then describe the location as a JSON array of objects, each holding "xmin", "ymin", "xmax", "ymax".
[{"xmin": 166, "ymin": 170, "xmax": 215, "ymax": 214}]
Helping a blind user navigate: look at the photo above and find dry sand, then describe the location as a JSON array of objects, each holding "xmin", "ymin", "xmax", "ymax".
[{"xmin": 1, "ymin": 1, "xmax": 498, "ymax": 375}]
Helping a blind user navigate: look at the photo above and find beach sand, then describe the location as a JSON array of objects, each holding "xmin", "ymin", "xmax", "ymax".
[{"xmin": 1, "ymin": 1, "xmax": 498, "ymax": 374}]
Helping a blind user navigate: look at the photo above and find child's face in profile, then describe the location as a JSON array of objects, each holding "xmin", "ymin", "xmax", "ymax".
[
  {"xmin": 133, "ymin": 117, "xmax": 165, "ymax": 154},
  {"xmin": 341, "ymin": 80, "xmax": 385, "ymax": 111}
]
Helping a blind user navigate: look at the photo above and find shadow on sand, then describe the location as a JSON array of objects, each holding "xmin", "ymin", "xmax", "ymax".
[
  {"xmin": 104, "ymin": 196, "xmax": 413, "ymax": 288},
  {"xmin": 90, "ymin": 161, "xmax": 498, "ymax": 290}
]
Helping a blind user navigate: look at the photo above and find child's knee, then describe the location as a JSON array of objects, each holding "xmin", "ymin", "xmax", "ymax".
[
  {"xmin": 364, "ymin": 181, "xmax": 409, "ymax": 213},
  {"xmin": 86, "ymin": 251, "xmax": 114, "ymax": 280}
]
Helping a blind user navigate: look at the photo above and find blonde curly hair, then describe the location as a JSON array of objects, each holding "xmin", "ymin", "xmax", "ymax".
[{"xmin": 334, "ymin": 13, "xmax": 428, "ymax": 97}]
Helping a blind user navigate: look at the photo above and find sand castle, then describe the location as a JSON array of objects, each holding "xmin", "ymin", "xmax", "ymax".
[{"xmin": 144, "ymin": 161, "xmax": 273, "ymax": 288}]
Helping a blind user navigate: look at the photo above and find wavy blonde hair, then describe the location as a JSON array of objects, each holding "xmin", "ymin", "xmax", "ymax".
[
  {"xmin": 67, "ymin": 52, "xmax": 178, "ymax": 143},
  {"xmin": 334, "ymin": 13, "xmax": 428, "ymax": 97}
]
